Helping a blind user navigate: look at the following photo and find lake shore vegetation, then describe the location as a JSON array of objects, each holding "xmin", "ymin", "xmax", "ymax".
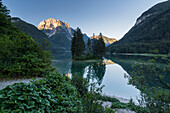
[
  {"xmin": 125, "ymin": 53, "xmax": 170, "ymax": 112},
  {"xmin": 71, "ymin": 28, "xmax": 106, "ymax": 61}
]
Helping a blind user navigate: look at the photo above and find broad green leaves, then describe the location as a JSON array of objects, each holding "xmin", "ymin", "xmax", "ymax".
[{"xmin": 0, "ymin": 73, "xmax": 83, "ymax": 112}]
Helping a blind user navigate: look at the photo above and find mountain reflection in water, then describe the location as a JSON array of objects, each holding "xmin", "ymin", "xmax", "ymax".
[{"xmin": 52, "ymin": 52, "xmax": 141, "ymax": 102}]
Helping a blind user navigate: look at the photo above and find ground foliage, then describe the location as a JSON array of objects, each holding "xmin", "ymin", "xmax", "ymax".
[{"xmin": 0, "ymin": 73, "xmax": 83, "ymax": 113}]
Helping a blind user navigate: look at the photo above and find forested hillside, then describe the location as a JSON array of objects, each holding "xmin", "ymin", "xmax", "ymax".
[
  {"xmin": 11, "ymin": 17, "xmax": 48, "ymax": 44},
  {"xmin": 108, "ymin": 1, "xmax": 170, "ymax": 54}
]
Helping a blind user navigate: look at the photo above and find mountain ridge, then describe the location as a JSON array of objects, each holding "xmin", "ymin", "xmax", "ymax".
[
  {"xmin": 11, "ymin": 17, "xmax": 70, "ymax": 52},
  {"xmin": 11, "ymin": 17, "xmax": 90, "ymax": 52},
  {"xmin": 37, "ymin": 18, "xmax": 74, "ymax": 39},
  {"xmin": 91, "ymin": 34, "xmax": 117, "ymax": 46},
  {"xmin": 11, "ymin": 17, "xmax": 49, "ymax": 44},
  {"xmin": 108, "ymin": 1, "xmax": 170, "ymax": 54},
  {"xmin": 37, "ymin": 18, "xmax": 76, "ymax": 51}
]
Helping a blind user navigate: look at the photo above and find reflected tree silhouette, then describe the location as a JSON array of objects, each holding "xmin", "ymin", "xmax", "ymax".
[
  {"xmin": 71, "ymin": 61, "xmax": 87, "ymax": 77},
  {"xmin": 71, "ymin": 61, "xmax": 106, "ymax": 85},
  {"xmin": 90, "ymin": 63, "xmax": 106, "ymax": 85}
]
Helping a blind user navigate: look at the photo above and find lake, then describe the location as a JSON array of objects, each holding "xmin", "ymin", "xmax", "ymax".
[
  {"xmin": 52, "ymin": 52, "xmax": 157, "ymax": 103},
  {"xmin": 1, "ymin": 52, "xmax": 168, "ymax": 104}
]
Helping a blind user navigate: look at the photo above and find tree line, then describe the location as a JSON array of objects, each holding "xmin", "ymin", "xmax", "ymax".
[{"xmin": 71, "ymin": 28, "xmax": 106, "ymax": 60}]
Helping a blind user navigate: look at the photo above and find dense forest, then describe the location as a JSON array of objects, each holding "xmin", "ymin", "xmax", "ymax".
[{"xmin": 71, "ymin": 28, "xmax": 106, "ymax": 60}]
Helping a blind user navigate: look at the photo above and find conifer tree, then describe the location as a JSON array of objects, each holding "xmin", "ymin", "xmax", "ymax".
[
  {"xmin": 93, "ymin": 33, "xmax": 106, "ymax": 57},
  {"xmin": 98, "ymin": 37, "xmax": 106, "ymax": 56},
  {"xmin": 77, "ymin": 28, "xmax": 85, "ymax": 56},
  {"xmin": 0, "ymin": 0, "xmax": 10, "ymax": 17},
  {"xmin": 87, "ymin": 38, "xmax": 91, "ymax": 55},
  {"xmin": 71, "ymin": 32, "xmax": 77, "ymax": 57},
  {"xmin": 71, "ymin": 27, "xmax": 85, "ymax": 57}
]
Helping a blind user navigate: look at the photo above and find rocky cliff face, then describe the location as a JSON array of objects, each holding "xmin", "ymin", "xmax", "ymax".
[
  {"xmin": 37, "ymin": 18, "xmax": 73, "ymax": 39},
  {"xmin": 38, "ymin": 18, "xmax": 70, "ymax": 30},
  {"xmin": 91, "ymin": 34, "xmax": 117, "ymax": 46},
  {"xmin": 37, "ymin": 18, "xmax": 75, "ymax": 51}
]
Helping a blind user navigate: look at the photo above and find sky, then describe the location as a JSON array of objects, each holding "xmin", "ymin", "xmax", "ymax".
[{"xmin": 3, "ymin": 0, "xmax": 167, "ymax": 40}]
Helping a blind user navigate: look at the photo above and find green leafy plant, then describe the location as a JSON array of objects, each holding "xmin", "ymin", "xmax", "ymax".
[{"xmin": 0, "ymin": 73, "xmax": 83, "ymax": 113}]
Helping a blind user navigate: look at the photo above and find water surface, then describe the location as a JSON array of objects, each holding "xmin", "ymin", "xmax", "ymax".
[
  {"xmin": 1, "ymin": 52, "xmax": 167, "ymax": 103},
  {"xmin": 52, "ymin": 52, "xmax": 142, "ymax": 102}
]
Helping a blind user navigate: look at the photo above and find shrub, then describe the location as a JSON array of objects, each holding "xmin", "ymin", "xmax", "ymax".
[
  {"xmin": 71, "ymin": 74, "xmax": 115, "ymax": 113},
  {"xmin": 71, "ymin": 74, "xmax": 89, "ymax": 97},
  {"xmin": 0, "ymin": 73, "xmax": 83, "ymax": 113},
  {"xmin": 0, "ymin": 34, "xmax": 55, "ymax": 78},
  {"xmin": 111, "ymin": 99, "xmax": 149, "ymax": 113},
  {"xmin": 126, "ymin": 54, "xmax": 170, "ymax": 112},
  {"xmin": 71, "ymin": 73, "xmax": 149, "ymax": 113},
  {"xmin": 0, "ymin": 6, "xmax": 54, "ymax": 78}
]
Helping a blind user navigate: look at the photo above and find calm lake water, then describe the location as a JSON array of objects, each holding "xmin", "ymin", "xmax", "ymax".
[
  {"xmin": 52, "ymin": 52, "xmax": 153, "ymax": 102},
  {"xmin": 1, "ymin": 52, "xmax": 168, "ymax": 103}
]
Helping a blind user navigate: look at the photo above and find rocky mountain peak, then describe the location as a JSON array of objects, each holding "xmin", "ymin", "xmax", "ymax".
[
  {"xmin": 91, "ymin": 35, "xmax": 101, "ymax": 40},
  {"xmin": 91, "ymin": 34, "xmax": 117, "ymax": 46},
  {"xmin": 37, "ymin": 18, "xmax": 70, "ymax": 30},
  {"xmin": 37, "ymin": 18, "xmax": 73, "ymax": 37}
]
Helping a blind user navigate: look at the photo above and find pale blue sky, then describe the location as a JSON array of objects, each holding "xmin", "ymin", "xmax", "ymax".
[{"xmin": 3, "ymin": 0, "xmax": 167, "ymax": 39}]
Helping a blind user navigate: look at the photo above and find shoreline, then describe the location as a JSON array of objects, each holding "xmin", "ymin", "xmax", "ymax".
[
  {"xmin": 0, "ymin": 77, "xmax": 43, "ymax": 90},
  {"xmin": 72, "ymin": 59, "xmax": 102, "ymax": 62},
  {"xmin": 101, "ymin": 93, "xmax": 139, "ymax": 105},
  {"xmin": 0, "ymin": 77, "xmax": 139, "ymax": 113},
  {"xmin": 112, "ymin": 53, "xmax": 168, "ymax": 57}
]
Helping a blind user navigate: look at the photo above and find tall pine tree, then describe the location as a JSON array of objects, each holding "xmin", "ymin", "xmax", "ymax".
[
  {"xmin": 0, "ymin": 0, "xmax": 9, "ymax": 16},
  {"xmin": 71, "ymin": 32, "xmax": 77, "ymax": 57},
  {"xmin": 93, "ymin": 33, "xmax": 106, "ymax": 57},
  {"xmin": 71, "ymin": 27, "xmax": 85, "ymax": 57},
  {"xmin": 87, "ymin": 38, "xmax": 91, "ymax": 55},
  {"xmin": 98, "ymin": 37, "xmax": 106, "ymax": 57}
]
